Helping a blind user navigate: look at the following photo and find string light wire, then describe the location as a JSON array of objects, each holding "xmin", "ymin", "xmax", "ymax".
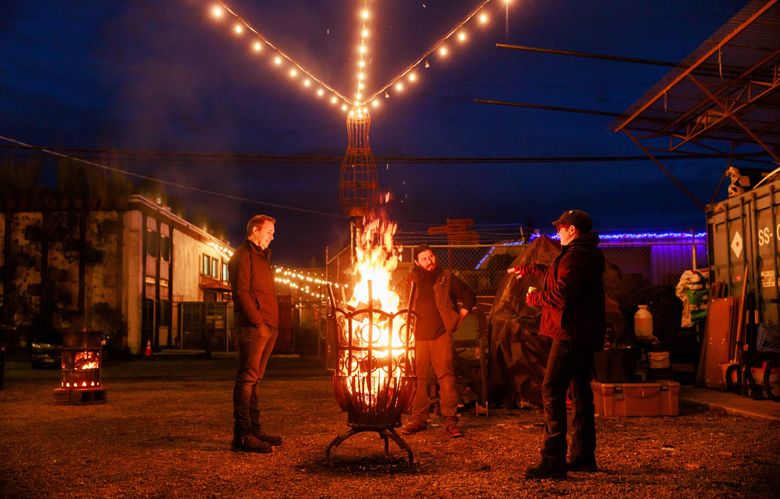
[
  {"xmin": 208, "ymin": 0, "xmax": 504, "ymax": 110},
  {"xmin": 365, "ymin": 0, "xmax": 496, "ymax": 104},
  {"xmin": 210, "ymin": 1, "xmax": 353, "ymax": 107}
]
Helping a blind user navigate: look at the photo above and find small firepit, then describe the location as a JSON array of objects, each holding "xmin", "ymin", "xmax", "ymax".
[
  {"xmin": 327, "ymin": 281, "xmax": 417, "ymax": 465},
  {"xmin": 53, "ymin": 330, "xmax": 106, "ymax": 404}
]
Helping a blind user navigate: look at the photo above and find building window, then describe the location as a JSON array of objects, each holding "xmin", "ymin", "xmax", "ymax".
[
  {"xmin": 222, "ymin": 262, "xmax": 229, "ymax": 283},
  {"xmin": 160, "ymin": 235, "xmax": 171, "ymax": 261},
  {"xmin": 202, "ymin": 254, "xmax": 210, "ymax": 276},
  {"xmin": 211, "ymin": 257, "xmax": 219, "ymax": 279},
  {"xmin": 146, "ymin": 230, "xmax": 159, "ymax": 257}
]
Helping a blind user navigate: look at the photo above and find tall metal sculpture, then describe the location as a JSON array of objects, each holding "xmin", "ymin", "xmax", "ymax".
[{"xmin": 339, "ymin": 111, "xmax": 378, "ymax": 219}]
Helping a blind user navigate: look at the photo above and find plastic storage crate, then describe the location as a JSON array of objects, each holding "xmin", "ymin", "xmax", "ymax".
[{"xmin": 591, "ymin": 380, "xmax": 680, "ymax": 416}]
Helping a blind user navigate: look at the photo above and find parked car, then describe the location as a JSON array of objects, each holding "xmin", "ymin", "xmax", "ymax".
[
  {"xmin": 28, "ymin": 323, "xmax": 63, "ymax": 369},
  {"xmin": 31, "ymin": 340, "xmax": 62, "ymax": 369}
]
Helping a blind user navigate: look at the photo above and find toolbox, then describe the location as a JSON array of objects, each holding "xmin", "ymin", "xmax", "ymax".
[{"xmin": 591, "ymin": 380, "xmax": 680, "ymax": 416}]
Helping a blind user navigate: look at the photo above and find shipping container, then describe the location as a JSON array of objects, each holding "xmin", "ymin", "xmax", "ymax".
[{"xmin": 707, "ymin": 178, "xmax": 780, "ymax": 330}]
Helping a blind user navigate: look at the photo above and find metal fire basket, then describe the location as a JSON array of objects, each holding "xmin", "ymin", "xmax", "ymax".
[
  {"xmin": 326, "ymin": 281, "xmax": 417, "ymax": 465},
  {"xmin": 53, "ymin": 330, "xmax": 106, "ymax": 404}
]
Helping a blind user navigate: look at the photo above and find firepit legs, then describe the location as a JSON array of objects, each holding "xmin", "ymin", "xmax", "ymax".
[{"xmin": 325, "ymin": 425, "xmax": 414, "ymax": 466}]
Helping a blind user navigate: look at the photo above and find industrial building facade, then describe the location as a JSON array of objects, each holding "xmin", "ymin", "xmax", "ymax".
[{"xmin": 0, "ymin": 194, "xmax": 233, "ymax": 355}]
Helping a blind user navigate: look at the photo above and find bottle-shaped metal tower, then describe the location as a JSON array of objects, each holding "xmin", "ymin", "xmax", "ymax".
[{"xmin": 339, "ymin": 110, "xmax": 378, "ymax": 218}]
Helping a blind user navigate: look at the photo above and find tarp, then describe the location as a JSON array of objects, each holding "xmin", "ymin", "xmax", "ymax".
[{"xmin": 487, "ymin": 235, "xmax": 625, "ymax": 407}]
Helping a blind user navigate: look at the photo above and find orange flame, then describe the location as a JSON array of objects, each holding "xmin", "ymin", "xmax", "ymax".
[
  {"xmin": 337, "ymin": 213, "xmax": 414, "ymax": 407},
  {"xmin": 349, "ymin": 215, "xmax": 400, "ymax": 312}
]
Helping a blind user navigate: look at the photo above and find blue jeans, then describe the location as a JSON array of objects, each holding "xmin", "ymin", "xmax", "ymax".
[
  {"xmin": 540, "ymin": 339, "xmax": 596, "ymax": 464},
  {"xmin": 233, "ymin": 324, "xmax": 278, "ymax": 436}
]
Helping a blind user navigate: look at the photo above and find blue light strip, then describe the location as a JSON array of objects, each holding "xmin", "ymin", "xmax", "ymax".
[{"xmin": 475, "ymin": 231, "xmax": 707, "ymax": 269}]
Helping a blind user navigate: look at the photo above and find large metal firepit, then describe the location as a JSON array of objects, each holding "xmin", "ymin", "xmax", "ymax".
[{"xmin": 326, "ymin": 282, "xmax": 417, "ymax": 465}]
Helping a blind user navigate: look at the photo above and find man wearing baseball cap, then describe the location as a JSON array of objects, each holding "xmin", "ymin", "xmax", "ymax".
[{"xmin": 522, "ymin": 209, "xmax": 606, "ymax": 479}]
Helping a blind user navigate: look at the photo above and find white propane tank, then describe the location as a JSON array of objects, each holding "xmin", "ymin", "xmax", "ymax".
[{"xmin": 634, "ymin": 304, "xmax": 654, "ymax": 339}]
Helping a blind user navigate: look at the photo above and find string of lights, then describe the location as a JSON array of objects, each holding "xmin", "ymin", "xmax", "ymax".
[
  {"xmin": 205, "ymin": 0, "xmax": 511, "ymax": 114},
  {"xmin": 209, "ymin": 1, "xmax": 352, "ymax": 109},
  {"xmin": 273, "ymin": 265, "xmax": 348, "ymax": 300},
  {"xmin": 207, "ymin": 240, "xmax": 234, "ymax": 259},
  {"xmin": 365, "ymin": 0, "xmax": 503, "ymax": 105}
]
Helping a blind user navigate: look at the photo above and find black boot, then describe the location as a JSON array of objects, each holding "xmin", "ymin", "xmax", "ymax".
[
  {"xmin": 524, "ymin": 459, "xmax": 567, "ymax": 479},
  {"xmin": 566, "ymin": 455, "xmax": 598, "ymax": 472}
]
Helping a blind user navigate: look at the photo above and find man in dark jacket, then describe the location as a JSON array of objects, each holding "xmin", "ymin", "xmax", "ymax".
[
  {"xmin": 522, "ymin": 209, "xmax": 605, "ymax": 479},
  {"xmin": 228, "ymin": 214, "xmax": 281, "ymax": 453},
  {"xmin": 402, "ymin": 245, "xmax": 476, "ymax": 438}
]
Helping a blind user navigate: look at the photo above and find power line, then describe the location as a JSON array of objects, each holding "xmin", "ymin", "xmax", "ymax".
[
  {"xmin": 0, "ymin": 134, "xmax": 347, "ymax": 219},
  {"xmin": 1, "ymin": 144, "xmax": 770, "ymax": 165}
]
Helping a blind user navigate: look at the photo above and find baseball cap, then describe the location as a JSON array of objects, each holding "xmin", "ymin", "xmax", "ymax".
[{"xmin": 551, "ymin": 209, "xmax": 593, "ymax": 232}]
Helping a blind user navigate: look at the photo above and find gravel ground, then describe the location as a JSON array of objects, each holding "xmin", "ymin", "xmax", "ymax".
[{"xmin": 1, "ymin": 359, "xmax": 779, "ymax": 498}]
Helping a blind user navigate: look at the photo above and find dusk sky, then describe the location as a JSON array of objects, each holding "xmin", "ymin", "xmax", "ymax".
[{"xmin": 0, "ymin": 0, "xmax": 748, "ymax": 266}]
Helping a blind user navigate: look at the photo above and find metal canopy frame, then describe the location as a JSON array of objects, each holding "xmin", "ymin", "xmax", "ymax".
[{"xmin": 615, "ymin": 0, "xmax": 780, "ymax": 208}]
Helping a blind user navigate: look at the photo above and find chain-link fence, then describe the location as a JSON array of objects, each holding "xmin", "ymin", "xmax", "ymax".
[{"xmin": 326, "ymin": 237, "xmax": 707, "ymax": 298}]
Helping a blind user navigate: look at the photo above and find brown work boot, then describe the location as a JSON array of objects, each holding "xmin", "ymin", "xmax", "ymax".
[
  {"xmin": 401, "ymin": 421, "xmax": 427, "ymax": 435},
  {"xmin": 253, "ymin": 430, "xmax": 282, "ymax": 446},
  {"xmin": 524, "ymin": 459, "xmax": 567, "ymax": 479},
  {"xmin": 231, "ymin": 434, "xmax": 272, "ymax": 453},
  {"xmin": 445, "ymin": 422, "xmax": 463, "ymax": 438}
]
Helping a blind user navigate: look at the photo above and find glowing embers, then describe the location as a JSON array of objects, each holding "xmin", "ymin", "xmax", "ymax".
[
  {"xmin": 326, "ymin": 215, "xmax": 417, "ymax": 465},
  {"xmin": 54, "ymin": 330, "xmax": 107, "ymax": 404}
]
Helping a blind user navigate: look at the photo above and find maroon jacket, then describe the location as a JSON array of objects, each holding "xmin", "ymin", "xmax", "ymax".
[
  {"xmin": 529, "ymin": 233, "xmax": 605, "ymax": 351},
  {"xmin": 228, "ymin": 239, "xmax": 279, "ymax": 328}
]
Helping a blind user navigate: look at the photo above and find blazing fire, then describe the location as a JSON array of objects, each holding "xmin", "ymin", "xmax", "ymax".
[
  {"xmin": 74, "ymin": 351, "xmax": 100, "ymax": 370},
  {"xmin": 332, "ymin": 213, "xmax": 416, "ymax": 414},
  {"xmin": 350, "ymin": 216, "xmax": 401, "ymax": 313}
]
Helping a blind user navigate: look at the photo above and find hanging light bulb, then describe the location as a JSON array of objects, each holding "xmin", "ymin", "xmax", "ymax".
[
  {"xmin": 289, "ymin": 68, "xmax": 298, "ymax": 78},
  {"xmin": 233, "ymin": 23, "xmax": 244, "ymax": 35},
  {"xmin": 371, "ymin": 99, "xmax": 380, "ymax": 108},
  {"xmin": 408, "ymin": 72, "xmax": 417, "ymax": 82},
  {"xmin": 341, "ymin": 103, "xmax": 349, "ymax": 112},
  {"xmin": 330, "ymin": 96, "xmax": 338, "ymax": 104},
  {"xmin": 273, "ymin": 56, "xmax": 283, "ymax": 65},
  {"xmin": 252, "ymin": 41, "xmax": 263, "ymax": 52},
  {"xmin": 360, "ymin": 9, "xmax": 370, "ymax": 20},
  {"xmin": 438, "ymin": 46, "xmax": 449, "ymax": 57},
  {"xmin": 303, "ymin": 78, "xmax": 311, "ymax": 87},
  {"xmin": 211, "ymin": 5, "xmax": 224, "ymax": 19},
  {"xmin": 479, "ymin": 12, "xmax": 489, "ymax": 24},
  {"xmin": 424, "ymin": 60, "xmax": 430, "ymax": 68},
  {"xmin": 457, "ymin": 31, "xmax": 467, "ymax": 42},
  {"xmin": 395, "ymin": 82, "xmax": 404, "ymax": 92},
  {"xmin": 317, "ymin": 88, "xmax": 325, "ymax": 97}
]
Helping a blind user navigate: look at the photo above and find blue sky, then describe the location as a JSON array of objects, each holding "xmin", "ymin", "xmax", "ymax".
[{"xmin": 0, "ymin": 0, "xmax": 748, "ymax": 265}]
